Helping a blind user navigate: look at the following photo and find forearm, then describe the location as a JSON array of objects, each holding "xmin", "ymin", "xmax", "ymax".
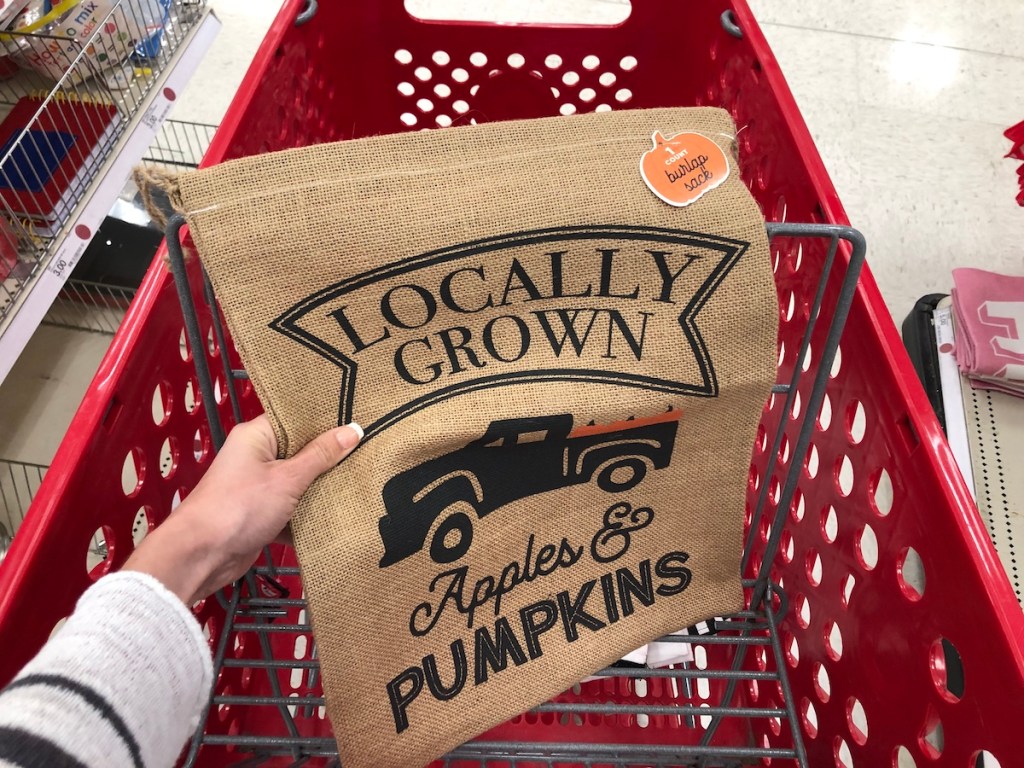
[
  {"xmin": 0, "ymin": 572, "xmax": 213, "ymax": 768},
  {"xmin": 123, "ymin": 512, "xmax": 225, "ymax": 605},
  {"xmin": 0, "ymin": 417, "xmax": 358, "ymax": 767}
]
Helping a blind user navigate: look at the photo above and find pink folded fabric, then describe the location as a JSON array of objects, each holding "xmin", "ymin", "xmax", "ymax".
[
  {"xmin": 952, "ymin": 268, "xmax": 1024, "ymax": 396},
  {"xmin": 1006, "ymin": 120, "xmax": 1024, "ymax": 160}
]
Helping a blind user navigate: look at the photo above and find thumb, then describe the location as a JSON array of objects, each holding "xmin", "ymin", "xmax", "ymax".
[{"xmin": 283, "ymin": 422, "xmax": 363, "ymax": 490}]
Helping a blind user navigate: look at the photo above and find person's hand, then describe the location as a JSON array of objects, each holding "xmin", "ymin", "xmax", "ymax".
[{"xmin": 124, "ymin": 415, "xmax": 362, "ymax": 604}]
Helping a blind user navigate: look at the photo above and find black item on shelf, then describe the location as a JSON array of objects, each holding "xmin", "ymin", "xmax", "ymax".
[
  {"xmin": 70, "ymin": 215, "xmax": 164, "ymax": 289},
  {"xmin": 901, "ymin": 293, "xmax": 949, "ymax": 433}
]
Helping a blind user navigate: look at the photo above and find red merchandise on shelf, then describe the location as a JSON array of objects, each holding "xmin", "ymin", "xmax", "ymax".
[
  {"xmin": 1005, "ymin": 120, "xmax": 1024, "ymax": 159},
  {"xmin": 0, "ymin": 95, "xmax": 121, "ymax": 231},
  {"xmin": 0, "ymin": 214, "xmax": 18, "ymax": 281},
  {"xmin": 1005, "ymin": 120, "xmax": 1024, "ymax": 205}
]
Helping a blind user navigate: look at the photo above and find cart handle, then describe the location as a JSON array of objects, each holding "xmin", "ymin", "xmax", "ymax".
[
  {"xmin": 397, "ymin": 2, "xmax": 750, "ymax": 36},
  {"xmin": 399, "ymin": 0, "xmax": 655, "ymax": 29}
]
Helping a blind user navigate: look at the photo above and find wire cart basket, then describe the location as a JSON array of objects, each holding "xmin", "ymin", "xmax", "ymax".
[
  {"xmin": 167, "ymin": 216, "xmax": 863, "ymax": 768},
  {"xmin": 0, "ymin": 1, "xmax": 1020, "ymax": 767}
]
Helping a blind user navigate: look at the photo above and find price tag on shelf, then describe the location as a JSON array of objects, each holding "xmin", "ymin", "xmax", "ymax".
[
  {"xmin": 140, "ymin": 88, "xmax": 178, "ymax": 132},
  {"xmin": 46, "ymin": 219, "xmax": 103, "ymax": 279}
]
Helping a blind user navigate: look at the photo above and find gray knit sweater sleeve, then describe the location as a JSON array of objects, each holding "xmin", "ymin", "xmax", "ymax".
[{"xmin": 0, "ymin": 571, "xmax": 214, "ymax": 767}]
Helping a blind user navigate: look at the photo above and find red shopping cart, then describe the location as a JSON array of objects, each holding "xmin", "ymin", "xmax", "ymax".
[{"xmin": 1, "ymin": 1, "xmax": 1021, "ymax": 767}]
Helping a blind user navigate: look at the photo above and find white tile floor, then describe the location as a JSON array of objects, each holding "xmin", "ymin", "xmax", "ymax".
[
  {"xmin": 748, "ymin": 0, "xmax": 1024, "ymax": 316},
  {"xmin": 173, "ymin": 0, "xmax": 282, "ymax": 125},
  {"xmin": 1, "ymin": 0, "xmax": 1021, "ymax": 467}
]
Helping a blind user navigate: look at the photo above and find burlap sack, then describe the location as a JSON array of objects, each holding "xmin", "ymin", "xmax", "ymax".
[{"xmin": 173, "ymin": 108, "xmax": 777, "ymax": 768}]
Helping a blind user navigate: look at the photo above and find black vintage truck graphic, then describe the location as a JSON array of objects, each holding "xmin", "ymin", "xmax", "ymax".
[{"xmin": 377, "ymin": 409, "xmax": 681, "ymax": 567}]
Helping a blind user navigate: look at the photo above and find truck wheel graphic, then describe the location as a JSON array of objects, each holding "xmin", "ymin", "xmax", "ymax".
[
  {"xmin": 428, "ymin": 504, "xmax": 475, "ymax": 564},
  {"xmin": 596, "ymin": 457, "xmax": 649, "ymax": 493}
]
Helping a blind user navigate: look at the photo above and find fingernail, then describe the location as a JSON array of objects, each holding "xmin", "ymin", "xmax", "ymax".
[{"xmin": 345, "ymin": 422, "xmax": 364, "ymax": 441}]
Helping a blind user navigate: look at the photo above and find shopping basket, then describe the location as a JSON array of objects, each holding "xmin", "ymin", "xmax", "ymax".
[{"xmin": 2, "ymin": 1, "xmax": 1021, "ymax": 766}]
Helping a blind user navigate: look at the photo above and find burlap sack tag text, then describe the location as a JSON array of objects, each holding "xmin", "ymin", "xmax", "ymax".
[{"xmin": 175, "ymin": 108, "xmax": 778, "ymax": 768}]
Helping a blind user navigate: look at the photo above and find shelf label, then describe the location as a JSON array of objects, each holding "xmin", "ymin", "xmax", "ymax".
[
  {"xmin": 140, "ymin": 88, "xmax": 177, "ymax": 132},
  {"xmin": 46, "ymin": 222, "xmax": 96, "ymax": 278}
]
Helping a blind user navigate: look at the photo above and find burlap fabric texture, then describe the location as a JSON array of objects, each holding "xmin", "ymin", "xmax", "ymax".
[{"xmin": 171, "ymin": 107, "xmax": 778, "ymax": 768}]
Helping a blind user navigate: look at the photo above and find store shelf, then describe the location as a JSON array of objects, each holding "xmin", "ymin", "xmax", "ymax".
[
  {"xmin": 0, "ymin": 9, "xmax": 220, "ymax": 386},
  {"xmin": 0, "ymin": 456, "xmax": 107, "ymax": 565},
  {"xmin": 42, "ymin": 279, "xmax": 137, "ymax": 335},
  {"xmin": 0, "ymin": 458, "xmax": 44, "ymax": 558}
]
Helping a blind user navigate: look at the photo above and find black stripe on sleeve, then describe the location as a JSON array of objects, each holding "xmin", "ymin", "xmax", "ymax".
[
  {"xmin": 3, "ymin": 674, "xmax": 143, "ymax": 768},
  {"xmin": 0, "ymin": 726, "xmax": 89, "ymax": 768}
]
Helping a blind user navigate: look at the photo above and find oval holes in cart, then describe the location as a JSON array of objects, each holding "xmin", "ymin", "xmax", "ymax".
[
  {"xmin": 805, "ymin": 444, "xmax": 819, "ymax": 479},
  {"xmin": 830, "ymin": 345, "xmax": 842, "ymax": 378},
  {"xmin": 87, "ymin": 525, "xmax": 114, "ymax": 579},
  {"xmin": 184, "ymin": 378, "xmax": 199, "ymax": 414},
  {"xmin": 800, "ymin": 698, "xmax": 818, "ymax": 739},
  {"xmin": 784, "ymin": 631, "xmax": 799, "ymax": 667},
  {"xmin": 894, "ymin": 745, "xmax": 918, "ymax": 768},
  {"xmin": 818, "ymin": 393, "xmax": 832, "ymax": 431},
  {"xmin": 897, "ymin": 547, "xmax": 926, "ymax": 600},
  {"xmin": 132, "ymin": 506, "xmax": 153, "ymax": 547},
  {"xmin": 791, "ymin": 490, "xmax": 806, "ymax": 523},
  {"xmin": 794, "ymin": 592, "xmax": 811, "ymax": 628},
  {"xmin": 781, "ymin": 529, "xmax": 795, "ymax": 563},
  {"xmin": 847, "ymin": 697, "xmax": 869, "ymax": 745},
  {"xmin": 806, "ymin": 549, "xmax": 822, "ymax": 586},
  {"xmin": 121, "ymin": 448, "xmax": 145, "ymax": 497},
  {"xmin": 972, "ymin": 752, "xmax": 1002, "ymax": 768},
  {"xmin": 194, "ymin": 425, "xmax": 211, "ymax": 463},
  {"xmin": 837, "ymin": 455, "xmax": 854, "ymax": 496},
  {"xmin": 822, "ymin": 505, "xmax": 838, "ymax": 543},
  {"xmin": 918, "ymin": 707, "xmax": 944, "ymax": 759},
  {"xmin": 151, "ymin": 381, "xmax": 172, "ymax": 426},
  {"xmin": 871, "ymin": 468, "xmax": 894, "ymax": 516},
  {"xmin": 841, "ymin": 574, "xmax": 856, "ymax": 609},
  {"xmin": 929, "ymin": 637, "xmax": 964, "ymax": 703},
  {"xmin": 835, "ymin": 736, "xmax": 854, "ymax": 768},
  {"xmin": 159, "ymin": 437, "xmax": 179, "ymax": 479},
  {"xmin": 848, "ymin": 400, "xmax": 866, "ymax": 443},
  {"xmin": 825, "ymin": 621, "xmax": 843, "ymax": 661},
  {"xmin": 813, "ymin": 662, "xmax": 831, "ymax": 702},
  {"xmin": 857, "ymin": 524, "xmax": 878, "ymax": 570}
]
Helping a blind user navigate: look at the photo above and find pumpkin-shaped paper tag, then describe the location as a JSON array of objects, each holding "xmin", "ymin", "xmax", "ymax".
[{"xmin": 640, "ymin": 130, "xmax": 730, "ymax": 207}]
